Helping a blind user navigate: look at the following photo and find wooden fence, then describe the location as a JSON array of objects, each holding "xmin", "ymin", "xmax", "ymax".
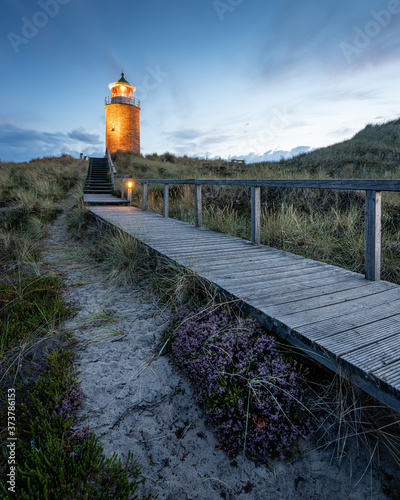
[{"xmin": 104, "ymin": 152, "xmax": 400, "ymax": 282}]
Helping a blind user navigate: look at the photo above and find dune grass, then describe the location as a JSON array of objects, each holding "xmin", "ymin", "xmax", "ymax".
[
  {"xmin": 111, "ymin": 118, "xmax": 400, "ymax": 285},
  {"xmin": 0, "ymin": 155, "xmax": 79, "ymax": 264},
  {"xmin": 0, "ymin": 156, "xmax": 151, "ymax": 499}
]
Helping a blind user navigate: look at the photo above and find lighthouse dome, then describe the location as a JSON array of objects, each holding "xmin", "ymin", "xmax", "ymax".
[{"xmin": 109, "ymin": 72, "xmax": 136, "ymax": 97}]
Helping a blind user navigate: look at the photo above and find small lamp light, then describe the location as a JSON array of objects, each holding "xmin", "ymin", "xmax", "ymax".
[{"xmin": 127, "ymin": 179, "xmax": 133, "ymax": 204}]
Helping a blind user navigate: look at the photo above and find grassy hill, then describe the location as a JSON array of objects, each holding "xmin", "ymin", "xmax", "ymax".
[
  {"xmin": 274, "ymin": 118, "xmax": 400, "ymax": 177},
  {"xmin": 112, "ymin": 117, "xmax": 400, "ymax": 180},
  {"xmin": 111, "ymin": 118, "xmax": 400, "ymax": 284}
]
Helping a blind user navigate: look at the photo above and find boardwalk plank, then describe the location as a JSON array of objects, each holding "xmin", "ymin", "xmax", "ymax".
[
  {"xmin": 218, "ymin": 268, "xmax": 356, "ymax": 296},
  {"xmin": 274, "ymin": 287, "xmax": 400, "ymax": 332},
  {"xmin": 247, "ymin": 277, "xmax": 369, "ymax": 306},
  {"xmin": 342, "ymin": 327, "xmax": 400, "ymax": 373},
  {"xmin": 373, "ymin": 360, "xmax": 400, "ymax": 388},
  {"xmin": 294, "ymin": 297, "xmax": 400, "ymax": 340},
  {"xmin": 260, "ymin": 281, "xmax": 396, "ymax": 317},
  {"xmin": 318, "ymin": 315, "xmax": 400, "ymax": 354}
]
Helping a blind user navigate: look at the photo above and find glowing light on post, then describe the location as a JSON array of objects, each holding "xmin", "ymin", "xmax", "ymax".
[{"xmin": 127, "ymin": 180, "xmax": 133, "ymax": 205}]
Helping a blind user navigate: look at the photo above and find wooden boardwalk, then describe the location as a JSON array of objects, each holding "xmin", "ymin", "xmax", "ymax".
[
  {"xmin": 83, "ymin": 194, "xmax": 127, "ymax": 205},
  {"xmin": 88, "ymin": 204, "xmax": 400, "ymax": 414}
]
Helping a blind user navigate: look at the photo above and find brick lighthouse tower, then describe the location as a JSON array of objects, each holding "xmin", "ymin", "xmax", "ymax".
[{"xmin": 105, "ymin": 73, "xmax": 141, "ymax": 153}]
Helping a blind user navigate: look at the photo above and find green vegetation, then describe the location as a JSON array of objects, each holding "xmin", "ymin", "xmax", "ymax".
[
  {"xmin": 0, "ymin": 155, "xmax": 78, "ymax": 263},
  {"xmin": 161, "ymin": 305, "xmax": 316, "ymax": 462},
  {"xmin": 71, "ymin": 220, "xmax": 217, "ymax": 310},
  {"xmin": 0, "ymin": 156, "xmax": 151, "ymax": 498},
  {"xmin": 0, "ymin": 275, "xmax": 72, "ymax": 357},
  {"xmin": 111, "ymin": 118, "xmax": 400, "ymax": 284},
  {"xmin": 1, "ymin": 329, "xmax": 149, "ymax": 499}
]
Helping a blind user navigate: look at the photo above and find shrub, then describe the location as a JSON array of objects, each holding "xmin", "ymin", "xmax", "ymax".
[
  {"xmin": 161, "ymin": 305, "xmax": 314, "ymax": 461},
  {"xmin": 0, "ymin": 346, "xmax": 150, "ymax": 499}
]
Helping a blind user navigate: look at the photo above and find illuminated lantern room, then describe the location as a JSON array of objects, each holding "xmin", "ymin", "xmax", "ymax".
[
  {"xmin": 109, "ymin": 73, "xmax": 135, "ymax": 101},
  {"xmin": 105, "ymin": 73, "xmax": 141, "ymax": 154}
]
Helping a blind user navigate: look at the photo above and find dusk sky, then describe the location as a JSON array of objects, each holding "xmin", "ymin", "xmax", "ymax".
[{"xmin": 1, "ymin": 0, "xmax": 399, "ymax": 163}]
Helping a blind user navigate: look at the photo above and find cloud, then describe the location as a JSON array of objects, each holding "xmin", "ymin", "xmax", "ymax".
[
  {"xmin": 167, "ymin": 129, "xmax": 203, "ymax": 141},
  {"xmin": 331, "ymin": 127, "xmax": 355, "ymax": 137},
  {"xmin": 67, "ymin": 128, "xmax": 102, "ymax": 144},
  {"xmin": 164, "ymin": 128, "xmax": 231, "ymax": 154},
  {"xmin": 253, "ymin": 1, "xmax": 400, "ymax": 83},
  {"xmin": 0, "ymin": 124, "xmax": 65, "ymax": 147},
  {"xmin": 170, "ymin": 143, "xmax": 198, "ymax": 155},
  {"xmin": 232, "ymin": 146, "xmax": 313, "ymax": 164},
  {"xmin": 310, "ymin": 88, "xmax": 377, "ymax": 102},
  {"xmin": 199, "ymin": 135, "xmax": 231, "ymax": 148},
  {"xmin": 0, "ymin": 123, "xmax": 103, "ymax": 162}
]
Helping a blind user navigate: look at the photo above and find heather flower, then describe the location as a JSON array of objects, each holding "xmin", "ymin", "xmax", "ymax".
[
  {"xmin": 52, "ymin": 385, "xmax": 83, "ymax": 420},
  {"xmin": 161, "ymin": 305, "xmax": 314, "ymax": 461}
]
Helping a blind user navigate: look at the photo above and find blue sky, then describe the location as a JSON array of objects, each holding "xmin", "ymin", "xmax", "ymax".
[{"xmin": 1, "ymin": 0, "xmax": 399, "ymax": 163}]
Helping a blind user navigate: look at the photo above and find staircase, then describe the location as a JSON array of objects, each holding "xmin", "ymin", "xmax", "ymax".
[{"xmin": 84, "ymin": 157, "xmax": 113, "ymax": 194}]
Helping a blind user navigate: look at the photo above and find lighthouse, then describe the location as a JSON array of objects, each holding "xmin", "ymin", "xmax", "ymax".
[{"xmin": 105, "ymin": 73, "xmax": 141, "ymax": 154}]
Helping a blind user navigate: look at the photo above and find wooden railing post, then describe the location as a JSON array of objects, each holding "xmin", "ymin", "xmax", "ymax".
[
  {"xmin": 251, "ymin": 186, "xmax": 261, "ymax": 244},
  {"xmin": 142, "ymin": 183, "xmax": 148, "ymax": 211},
  {"xmin": 365, "ymin": 190, "xmax": 382, "ymax": 281},
  {"xmin": 163, "ymin": 184, "xmax": 169, "ymax": 218},
  {"xmin": 195, "ymin": 183, "xmax": 202, "ymax": 228},
  {"xmin": 121, "ymin": 178, "xmax": 125, "ymax": 200}
]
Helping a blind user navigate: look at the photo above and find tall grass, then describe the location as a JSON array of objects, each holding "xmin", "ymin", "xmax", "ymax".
[
  {"xmin": 0, "ymin": 154, "xmax": 78, "ymax": 205},
  {"xmin": 111, "ymin": 118, "xmax": 400, "ymax": 284},
  {"xmin": 0, "ymin": 155, "xmax": 81, "ymax": 264},
  {"xmin": 80, "ymin": 220, "xmax": 218, "ymax": 310}
]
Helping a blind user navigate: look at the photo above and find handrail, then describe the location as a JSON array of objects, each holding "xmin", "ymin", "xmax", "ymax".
[
  {"xmin": 104, "ymin": 96, "xmax": 141, "ymax": 108},
  {"xmin": 120, "ymin": 176, "xmax": 400, "ymax": 282},
  {"xmin": 128, "ymin": 178, "xmax": 400, "ymax": 192},
  {"xmin": 105, "ymin": 148, "xmax": 117, "ymax": 190}
]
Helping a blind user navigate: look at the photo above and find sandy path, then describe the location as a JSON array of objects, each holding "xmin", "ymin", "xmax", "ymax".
[{"xmin": 39, "ymin": 197, "xmax": 389, "ymax": 500}]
